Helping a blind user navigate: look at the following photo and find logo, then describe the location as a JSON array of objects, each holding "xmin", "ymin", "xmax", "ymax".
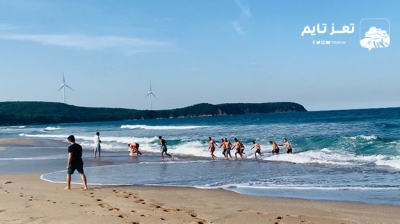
[
  {"xmin": 301, "ymin": 18, "xmax": 390, "ymax": 50},
  {"xmin": 359, "ymin": 18, "xmax": 390, "ymax": 51}
]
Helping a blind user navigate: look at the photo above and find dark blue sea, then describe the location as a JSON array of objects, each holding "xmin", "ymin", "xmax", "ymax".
[{"xmin": 1, "ymin": 108, "xmax": 400, "ymax": 205}]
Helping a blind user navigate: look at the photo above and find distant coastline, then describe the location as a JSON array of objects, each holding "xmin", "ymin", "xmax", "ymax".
[{"xmin": 0, "ymin": 101, "xmax": 307, "ymax": 125}]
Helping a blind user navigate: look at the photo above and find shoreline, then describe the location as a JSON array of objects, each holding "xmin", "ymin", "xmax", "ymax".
[
  {"xmin": 39, "ymin": 175, "xmax": 400, "ymax": 208},
  {"xmin": 1, "ymin": 173, "xmax": 400, "ymax": 224}
]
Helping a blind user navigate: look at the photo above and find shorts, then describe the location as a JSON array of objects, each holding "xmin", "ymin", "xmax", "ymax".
[
  {"xmin": 67, "ymin": 163, "xmax": 84, "ymax": 175},
  {"xmin": 210, "ymin": 147, "xmax": 215, "ymax": 153},
  {"xmin": 95, "ymin": 145, "xmax": 101, "ymax": 152},
  {"xmin": 255, "ymin": 149, "xmax": 261, "ymax": 154},
  {"xmin": 273, "ymin": 148, "xmax": 280, "ymax": 154},
  {"xmin": 287, "ymin": 148, "xmax": 292, "ymax": 153},
  {"xmin": 225, "ymin": 148, "xmax": 231, "ymax": 153},
  {"xmin": 162, "ymin": 146, "xmax": 168, "ymax": 152},
  {"xmin": 235, "ymin": 148, "xmax": 241, "ymax": 153}
]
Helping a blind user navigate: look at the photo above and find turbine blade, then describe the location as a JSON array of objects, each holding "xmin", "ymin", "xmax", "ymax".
[
  {"xmin": 58, "ymin": 85, "xmax": 64, "ymax": 91},
  {"xmin": 63, "ymin": 72, "xmax": 65, "ymax": 83},
  {"xmin": 65, "ymin": 85, "xmax": 74, "ymax": 91},
  {"xmin": 151, "ymin": 93, "xmax": 158, "ymax": 100},
  {"xmin": 145, "ymin": 93, "xmax": 151, "ymax": 97}
]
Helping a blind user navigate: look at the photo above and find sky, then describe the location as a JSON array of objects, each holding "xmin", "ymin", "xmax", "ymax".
[{"xmin": 0, "ymin": 0, "xmax": 399, "ymax": 111}]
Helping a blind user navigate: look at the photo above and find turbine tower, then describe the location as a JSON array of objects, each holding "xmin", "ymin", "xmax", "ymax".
[
  {"xmin": 58, "ymin": 72, "xmax": 74, "ymax": 104},
  {"xmin": 145, "ymin": 81, "xmax": 157, "ymax": 110}
]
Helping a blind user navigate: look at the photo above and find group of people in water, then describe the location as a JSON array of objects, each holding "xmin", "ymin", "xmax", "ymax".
[
  {"xmin": 64, "ymin": 133, "xmax": 293, "ymax": 190},
  {"xmin": 94, "ymin": 132, "xmax": 293, "ymax": 160},
  {"xmin": 208, "ymin": 137, "xmax": 292, "ymax": 160}
]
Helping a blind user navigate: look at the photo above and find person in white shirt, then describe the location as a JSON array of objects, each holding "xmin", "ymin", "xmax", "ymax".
[{"xmin": 94, "ymin": 132, "xmax": 102, "ymax": 158}]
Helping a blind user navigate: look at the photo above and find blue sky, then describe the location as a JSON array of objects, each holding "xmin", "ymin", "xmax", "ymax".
[{"xmin": 0, "ymin": 0, "xmax": 398, "ymax": 111}]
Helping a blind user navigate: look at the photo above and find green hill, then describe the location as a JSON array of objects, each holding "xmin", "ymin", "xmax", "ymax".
[{"xmin": 0, "ymin": 101, "xmax": 307, "ymax": 125}]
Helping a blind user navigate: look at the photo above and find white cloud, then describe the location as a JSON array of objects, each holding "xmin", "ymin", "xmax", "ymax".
[
  {"xmin": 0, "ymin": 24, "xmax": 19, "ymax": 31},
  {"xmin": 232, "ymin": 0, "xmax": 251, "ymax": 35},
  {"xmin": 235, "ymin": 0, "xmax": 251, "ymax": 18},
  {"xmin": 0, "ymin": 33, "xmax": 170, "ymax": 52},
  {"xmin": 232, "ymin": 20, "xmax": 243, "ymax": 34}
]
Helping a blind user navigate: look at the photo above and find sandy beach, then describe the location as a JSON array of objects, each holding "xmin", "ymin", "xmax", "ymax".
[
  {"xmin": 0, "ymin": 138, "xmax": 39, "ymax": 150},
  {"xmin": 0, "ymin": 173, "xmax": 399, "ymax": 224}
]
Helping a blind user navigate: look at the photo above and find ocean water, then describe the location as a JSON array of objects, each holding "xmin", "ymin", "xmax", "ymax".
[{"xmin": 1, "ymin": 108, "xmax": 400, "ymax": 205}]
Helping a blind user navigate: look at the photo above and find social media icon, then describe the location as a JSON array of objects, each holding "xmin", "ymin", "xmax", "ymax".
[
  {"xmin": 326, "ymin": 41, "xmax": 331, "ymax": 44},
  {"xmin": 321, "ymin": 40, "xmax": 325, "ymax": 45},
  {"xmin": 316, "ymin": 41, "xmax": 320, "ymax": 44},
  {"xmin": 313, "ymin": 41, "xmax": 315, "ymax": 44}
]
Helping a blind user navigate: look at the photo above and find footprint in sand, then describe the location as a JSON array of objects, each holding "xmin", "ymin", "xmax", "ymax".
[
  {"xmin": 109, "ymin": 208, "xmax": 120, "ymax": 211},
  {"xmin": 197, "ymin": 221, "xmax": 210, "ymax": 224},
  {"xmin": 164, "ymin": 208, "xmax": 179, "ymax": 213},
  {"xmin": 0, "ymin": 210, "xmax": 6, "ymax": 213},
  {"xmin": 140, "ymin": 214, "xmax": 151, "ymax": 217},
  {"xmin": 99, "ymin": 203, "xmax": 111, "ymax": 208},
  {"xmin": 117, "ymin": 214, "xmax": 128, "ymax": 218},
  {"xmin": 188, "ymin": 212, "xmax": 197, "ymax": 218},
  {"xmin": 80, "ymin": 204, "xmax": 90, "ymax": 207},
  {"xmin": 160, "ymin": 217, "xmax": 169, "ymax": 221},
  {"xmin": 257, "ymin": 211, "xmax": 269, "ymax": 215},
  {"xmin": 96, "ymin": 199, "xmax": 102, "ymax": 202}
]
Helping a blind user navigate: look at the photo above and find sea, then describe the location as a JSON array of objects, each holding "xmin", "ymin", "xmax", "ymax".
[{"xmin": 1, "ymin": 108, "xmax": 400, "ymax": 206}]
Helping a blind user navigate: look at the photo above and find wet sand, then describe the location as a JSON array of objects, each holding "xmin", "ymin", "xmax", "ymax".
[{"xmin": 1, "ymin": 173, "xmax": 399, "ymax": 224}]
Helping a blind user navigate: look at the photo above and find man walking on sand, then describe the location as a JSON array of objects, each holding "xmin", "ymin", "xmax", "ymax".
[
  {"xmin": 65, "ymin": 135, "xmax": 88, "ymax": 190},
  {"xmin": 94, "ymin": 132, "xmax": 101, "ymax": 158},
  {"xmin": 159, "ymin": 136, "xmax": 174, "ymax": 160}
]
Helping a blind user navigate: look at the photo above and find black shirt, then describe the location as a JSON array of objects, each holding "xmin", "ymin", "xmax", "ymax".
[{"xmin": 68, "ymin": 143, "xmax": 83, "ymax": 164}]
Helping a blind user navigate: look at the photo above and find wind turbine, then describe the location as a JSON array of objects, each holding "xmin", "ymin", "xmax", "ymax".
[
  {"xmin": 58, "ymin": 72, "xmax": 74, "ymax": 104},
  {"xmin": 145, "ymin": 81, "xmax": 157, "ymax": 110}
]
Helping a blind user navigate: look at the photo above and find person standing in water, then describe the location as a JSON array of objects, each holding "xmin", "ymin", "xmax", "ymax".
[
  {"xmin": 65, "ymin": 135, "xmax": 88, "ymax": 190},
  {"xmin": 94, "ymin": 132, "xmax": 101, "ymax": 158},
  {"xmin": 218, "ymin": 139, "xmax": 226, "ymax": 157},
  {"xmin": 269, "ymin": 141, "xmax": 280, "ymax": 154},
  {"xmin": 128, "ymin": 142, "xmax": 142, "ymax": 156},
  {"xmin": 233, "ymin": 138, "xmax": 243, "ymax": 159},
  {"xmin": 282, "ymin": 138, "xmax": 293, "ymax": 153},
  {"xmin": 250, "ymin": 140, "xmax": 262, "ymax": 159},
  {"xmin": 223, "ymin": 138, "xmax": 233, "ymax": 159},
  {"xmin": 159, "ymin": 136, "xmax": 174, "ymax": 160},
  {"xmin": 208, "ymin": 137, "xmax": 217, "ymax": 160}
]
